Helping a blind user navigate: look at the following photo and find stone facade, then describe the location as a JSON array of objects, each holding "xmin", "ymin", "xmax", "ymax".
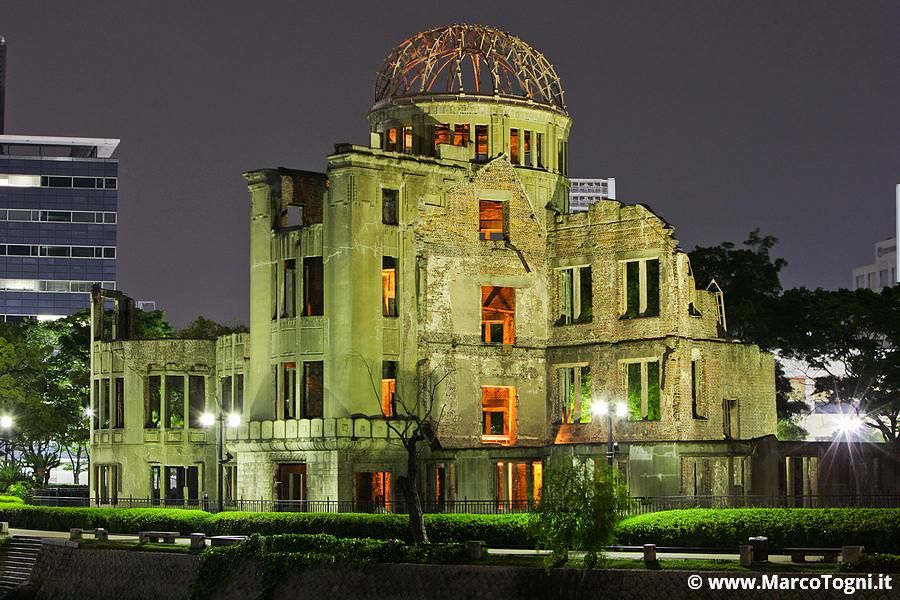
[{"xmin": 88, "ymin": 25, "xmax": 777, "ymax": 507}]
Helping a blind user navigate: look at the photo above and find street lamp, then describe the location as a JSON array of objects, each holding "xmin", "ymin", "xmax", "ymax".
[
  {"xmin": 201, "ymin": 411, "xmax": 240, "ymax": 512},
  {"xmin": 593, "ymin": 400, "xmax": 627, "ymax": 466},
  {"xmin": 0, "ymin": 415, "xmax": 13, "ymax": 464}
]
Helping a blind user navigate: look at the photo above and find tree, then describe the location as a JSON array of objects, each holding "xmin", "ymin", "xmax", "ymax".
[
  {"xmin": 774, "ymin": 286, "xmax": 900, "ymax": 444},
  {"xmin": 364, "ymin": 357, "xmax": 449, "ymax": 544},
  {"xmin": 689, "ymin": 230, "xmax": 806, "ymax": 429},
  {"xmin": 178, "ymin": 316, "xmax": 248, "ymax": 340},
  {"xmin": 529, "ymin": 457, "xmax": 627, "ymax": 568}
]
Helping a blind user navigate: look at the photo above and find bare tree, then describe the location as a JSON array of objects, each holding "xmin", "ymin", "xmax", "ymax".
[{"xmin": 363, "ymin": 357, "xmax": 449, "ymax": 544}]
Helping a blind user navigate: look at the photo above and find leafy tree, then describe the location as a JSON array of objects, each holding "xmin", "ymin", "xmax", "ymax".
[
  {"xmin": 774, "ymin": 286, "xmax": 900, "ymax": 444},
  {"xmin": 529, "ymin": 457, "xmax": 627, "ymax": 568},
  {"xmin": 178, "ymin": 316, "xmax": 248, "ymax": 340},
  {"xmin": 689, "ymin": 230, "xmax": 805, "ymax": 429},
  {"xmin": 688, "ymin": 228, "xmax": 787, "ymax": 348}
]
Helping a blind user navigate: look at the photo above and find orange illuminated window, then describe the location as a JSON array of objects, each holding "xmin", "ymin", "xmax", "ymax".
[
  {"xmin": 479, "ymin": 200, "xmax": 505, "ymax": 240},
  {"xmin": 385, "ymin": 128, "xmax": 398, "ymax": 152},
  {"xmin": 482, "ymin": 385, "xmax": 516, "ymax": 444},
  {"xmin": 481, "ymin": 286, "xmax": 515, "ymax": 344},
  {"xmin": 381, "ymin": 361, "xmax": 396, "ymax": 417},
  {"xmin": 510, "ymin": 129, "xmax": 520, "ymax": 164},
  {"xmin": 475, "ymin": 125, "xmax": 488, "ymax": 161},
  {"xmin": 453, "ymin": 124, "xmax": 469, "ymax": 146},
  {"xmin": 382, "ymin": 256, "xmax": 397, "ymax": 317},
  {"xmin": 433, "ymin": 124, "xmax": 451, "ymax": 151},
  {"xmin": 402, "ymin": 126, "xmax": 413, "ymax": 153},
  {"xmin": 355, "ymin": 471, "xmax": 391, "ymax": 512},
  {"xmin": 495, "ymin": 461, "xmax": 539, "ymax": 511}
]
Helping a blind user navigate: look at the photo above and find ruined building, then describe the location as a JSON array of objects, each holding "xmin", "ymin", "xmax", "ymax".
[{"xmin": 90, "ymin": 24, "xmax": 779, "ymax": 507}]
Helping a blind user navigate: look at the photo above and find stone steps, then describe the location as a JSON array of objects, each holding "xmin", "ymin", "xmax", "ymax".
[{"xmin": 0, "ymin": 537, "xmax": 43, "ymax": 598}]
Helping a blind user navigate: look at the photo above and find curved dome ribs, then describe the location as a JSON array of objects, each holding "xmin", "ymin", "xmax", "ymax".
[{"xmin": 374, "ymin": 24, "xmax": 566, "ymax": 111}]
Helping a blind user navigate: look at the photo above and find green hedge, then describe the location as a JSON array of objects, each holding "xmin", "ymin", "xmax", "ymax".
[
  {"xmin": 616, "ymin": 508, "xmax": 900, "ymax": 553},
  {"xmin": 0, "ymin": 495, "xmax": 24, "ymax": 504},
  {"xmin": 0, "ymin": 503, "xmax": 530, "ymax": 544}
]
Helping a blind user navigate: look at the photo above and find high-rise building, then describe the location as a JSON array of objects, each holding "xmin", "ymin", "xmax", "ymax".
[
  {"xmin": 0, "ymin": 135, "xmax": 119, "ymax": 321},
  {"xmin": 569, "ymin": 177, "xmax": 615, "ymax": 211},
  {"xmin": 851, "ymin": 186, "xmax": 900, "ymax": 291},
  {"xmin": 0, "ymin": 38, "xmax": 118, "ymax": 321}
]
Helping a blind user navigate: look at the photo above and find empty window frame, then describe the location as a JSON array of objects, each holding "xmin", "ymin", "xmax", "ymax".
[
  {"xmin": 453, "ymin": 124, "xmax": 469, "ymax": 146},
  {"xmin": 302, "ymin": 361, "xmax": 324, "ymax": 418},
  {"xmin": 624, "ymin": 360, "xmax": 661, "ymax": 421},
  {"xmin": 558, "ymin": 365, "xmax": 592, "ymax": 424},
  {"xmin": 382, "ymin": 257, "xmax": 398, "ymax": 317},
  {"xmin": 92, "ymin": 380, "xmax": 100, "ymax": 429},
  {"xmin": 221, "ymin": 376, "xmax": 232, "ymax": 414},
  {"xmin": 558, "ymin": 265, "xmax": 593, "ymax": 324},
  {"xmin": 402, "ymin": 126, "xmax": 413, "ymax": 153},
  {"xmin": 282, "ymin": 362, "xmax": 297, "ymax": 419},
  {"xmin": 509, "ymin": 128, "xmax": 520, "ymax": 164},
  {"xmin": 114, "ymin": 377, "xmax": 125, "ymax": 429},
  {"xmin": 475, "ymin": 125, "xmax": 489, "ymax": 161},
  {"xmin": 691, "ymin": 355, "xmax": 705, "ymax": 419},
  {"xmin": 144, "ymin": 375, "xmax": 161, "ymax": 429},
  {"xmin": 723, "ymin": 399, "xmax": 739, "ymax": 439},
  {"xmin": 165, "ymin": 375, "xmax": 185, "ymax": 429},
  {"xmin": 221, "ymin": 374, "xmax": 244, "ymax": 415},
  {"xmin": 382, "ymin": 189, "xmax": 398, "ymax": 225},
  {"xmin": 282, "ymin": 259, "xmax": 296, "ymax": 318},
  {"xmin": 536, "ymin": 132, "xmax": 544, "ymax": 167},
  {"xmin": 478, "ymin": 200, "xmax": 505, "ymax": 240},
  {"xmin": 188, "ymin": 375, "xmax": 206, "ymax": 428},
  {"xmin": 481, "ymin": 386, "xmax": 516, "ymax": 444},
  {"xmin": 433, "ymin": 123, "xmax": 451, "ymax": 151},
  {"xmin": 557, "ymin": 140, "xmax": 568, "ymax": 175},
  {"xmin": 523, "ymin": 130, "xmax": 531, "ymax": 166},
  {"xmin": 381, "ymin": 361, "xmax": 397, "ymax": 417},
  {"xmin": 303, "ymin": 257, "xmax": 324, "ymax": 316},
  {"xmin": 164, "ymin": 465, "xmax": 199, "ymax": 504},
  {"xmin": 101, "ymin": 378, "xmax": 111, "ymax": 429},
  {"xmin": 621, "ymin": 258, "xmax": 660, "ymax": 318},
  {"xmin": 481, "ymin": 286, "xmax": 515, "ymax": 345}
]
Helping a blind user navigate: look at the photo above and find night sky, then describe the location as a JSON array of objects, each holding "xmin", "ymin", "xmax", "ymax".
[{"xmin": 3, "ymin": 1, "xmax": 898, "ymax": 327}]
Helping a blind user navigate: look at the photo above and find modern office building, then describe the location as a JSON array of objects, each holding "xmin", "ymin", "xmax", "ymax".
[
  {"xmin": 569, "ymin": 177, "xmax": 615, "ymax": 211},
  {"xmin": 852, "ymin": 237, "xmax": 896, "ymax": 291},
  {"xmin": 0, "ymin": 135, "xmax": 118, "ymax": 321}
]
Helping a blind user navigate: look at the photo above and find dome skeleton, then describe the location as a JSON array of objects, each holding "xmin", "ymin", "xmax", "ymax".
[{"xmin": 374, "ymin": 24, "xmax": 566, "ymax": 112}]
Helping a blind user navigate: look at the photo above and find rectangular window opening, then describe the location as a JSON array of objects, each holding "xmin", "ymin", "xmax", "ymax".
[
  {"xmin": 145, "ymin": 375, "xmax": 161, "ymax": 429},
  {"xmin": 453, "ymin": 124, "xmax": 469, "ymax": 146},
  {"xmin": 475, "ymin": 125, "xmax": 488, "ymax": 162},
  {"xmin": 302, "ymin": 361, "xmax": 324, "ymax": 418},
  {"xmin": 559, "ymin": 365, "xmax": 592, "ymax": 424},
  {"xmin": 478, "ymin": 200, "xmax": 505, "ymax": 241},
  {"xmin": 524, "ymin": 130, "xmax": 531, "ymax": 166},
  {"xmin": 558, "ymin": 265, "xmax": 593, "ymax": 324},
  {"xmin": 382, "ymin": 189, "xmax": 398, "ymax": 225},
  {"xmin": 625, "ymin": 360, "xmax": 661, "ymax": 421},
  {"xmin": 481, "ymin": 386, "xmax": 516, "ymax": 445},
  {"xmin": 283, "ymin": 362, "xmax": 297, "ymax": 419},
  {"xmin": 381, "ymin": 361, "xmax": 397, "ymax": 417},
  {"xmin": 433, "ymin": 123, "xmax": 451, "ymax": 152},
  {"xmin": 165, "ymin": 375, "xmax": 185, "ymax": 430},
  {"xmin": 481, "ymin": 286, "xmax": 515, "ymax": 345},
  {"xmin": 510, "ymin": 128, "xmax": 520, "ymax": 164},
  {"xmin": 188, "ymin": 375, "xmax": 206, "ymax": 428},
  {"xmin": 622, "ymin": 258, "xmax": 660, "ymax": 319},
  {"xmin": 303, "ymin": 257, "xmax": 324, "ymax": 316},
  {"xmin": 382, "ymin": 257, "xmax": 398, "ymax": 317}
]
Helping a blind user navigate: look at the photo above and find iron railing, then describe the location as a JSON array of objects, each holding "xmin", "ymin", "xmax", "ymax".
[{"xmin": 27, "ymin": 494, "xmax": 900, "ymax": 515}]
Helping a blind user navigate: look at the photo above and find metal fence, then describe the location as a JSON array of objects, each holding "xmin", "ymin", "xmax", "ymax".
[{"xmin": 27, "ymin": 494, "xmax": 900, "ymax": 515}]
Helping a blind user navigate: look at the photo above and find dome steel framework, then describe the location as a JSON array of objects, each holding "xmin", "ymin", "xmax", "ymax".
[{"xmin": 374, "ymin": 24, "xmax": 566, "ymax": 112}]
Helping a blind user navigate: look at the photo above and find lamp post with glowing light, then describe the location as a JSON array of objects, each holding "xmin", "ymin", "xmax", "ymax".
[
  {"xmin": 200, "ymin": 410, "xmax": 241, "ymax": 513},
  {"xmin": 593, "ymin": 400, "xmax": 628, "ymax": 466},
  {"xmin": 0, "ymin": 415, "xmax": 12, "ymax": 463}
]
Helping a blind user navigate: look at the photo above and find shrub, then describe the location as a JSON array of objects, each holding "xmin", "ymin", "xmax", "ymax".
[
  {"xmin": 616, "ymin": 508, "xmax": 900, "ymax": 553},
  {"xmin": 529, "ymin": 460, "xmax": 626, "ymax": 567},
  {"xmin": 4, "ymin": 482, "xmax": 28, "ymax": 501},
  {"xmin": 841, "ymin": 553, "xmax": 900, "ymax": 573},
  {"xmin": 0, "ymin": 495, "xmax": 24, "ymax": 504}
]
